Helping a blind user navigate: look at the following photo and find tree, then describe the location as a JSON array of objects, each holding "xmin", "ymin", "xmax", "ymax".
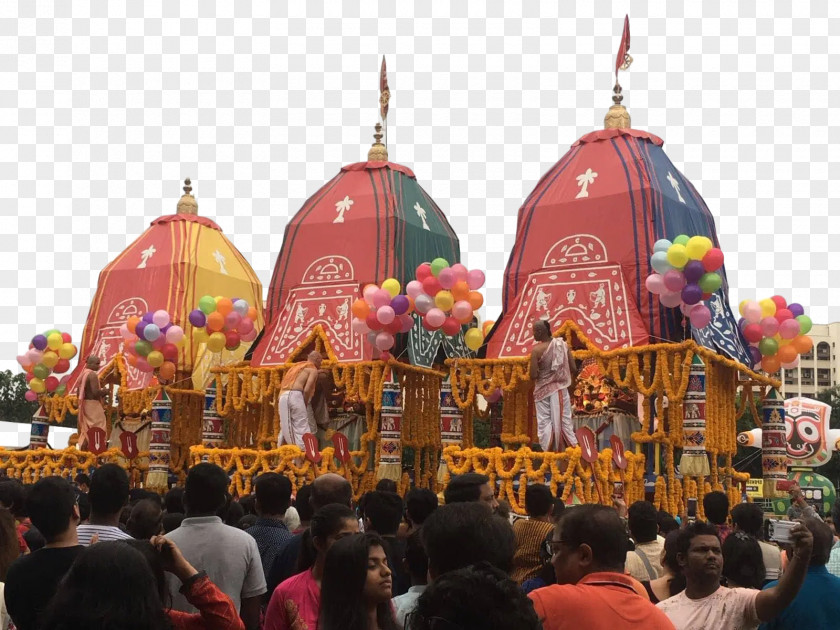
[{"xmin": 0, "ymin": 370, "xmax": 38, "ymax": 424}]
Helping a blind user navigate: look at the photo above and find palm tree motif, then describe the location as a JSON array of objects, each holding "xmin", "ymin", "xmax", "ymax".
[
  {"xmin": 334, "ymin": 196, "xmax": 354, "ymax": 223},
  {"xmin": 414, "ymin": 202, "xmax": 430, "ymax": 230},
  {"xmin": 575, "ymin": 168, "xmax": 598, "ymax": 199},
  {"xmin": 666, "ymin": 172, "xmax": 686, "ymax": 203},
  {"xmin": 138, "ymin": 245, "xmax": 156, "ymax": 269},
  {"xmin": 213, "ymin": 250, "xmax": 228, "ymax": 275}
]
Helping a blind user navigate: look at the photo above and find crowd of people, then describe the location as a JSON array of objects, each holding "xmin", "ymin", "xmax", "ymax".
[{"xmin": 0, "ymin": 466, "xmax": 838, "ymax": 629}]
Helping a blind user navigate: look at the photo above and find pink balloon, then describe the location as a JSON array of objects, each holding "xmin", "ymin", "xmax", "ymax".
[
  {"xmin": 376, "ymin": 305, "xmax": 396, "ymax": 325},
  {"xmin": 241, "ymin": 328, "xmax": 258, "ymax": 342},
  {"xmin": 120, "ymin": 324, "xmax": 133, "ymax": 340},
  {"xmin": 60, "ymin": 375, "xmax": 72, "ymax": 385},
  {"xmin": 238, "ymin": 318, "xmax": 254, "ymax": 335},
  {"xmin": 680, "ymin": 302, "xmax": 697, "ymax": 316},
  {"xmin": 152, "ymin": 335, "xmax": 166, "ymax": 349},
  {"xmin": 363, "ymin": 285, "xmax": 379, "ymax": 305},
  {"xmin": 406, "ymin": 280, "xmax": 424, "ymax": 299},
  {"xmin": 779, "ymin": 318, "xmax": 801, "ymax": 339},
  {"xmin": 467, "ymin": 269, "xmax": 486, "ymax": 290},
  {"xmin": 375, "ymin": 332, "xmax": 395, "ymax": 351},
  {"xmin": 663, "ymin": 270, "xmax": 686, "ymax": 292},
  {"xmin": 781, "ymin": 357, "xmax": 800, "ymax": 369},
  {"xmin": 136, "ymin": 358, "xmax": 153, "ymax": 373},
  {"xmin": 225, "ymin": 312, "xmax": 242, "ymax": 330},
  {"xmin": 165, "ymin": 325, "xmax": 184, "ymax": 344},
  {"xmin": 398, "ymin": 314, "xmax": 414, "ymax": 333},
  {"xmin": 450, "ymin": 263, "xmax": 468, "ymax": 282},
  {"xmin": 743, "ymin": 301, "xmax": 762, "ymax": 324},
  {"xmin": 452, "ymin": 300, "xmax": 472, "ymax": 321},
  {"xmin": 689, "ymin": 305, "xmax": 712, "ymax": 328},
  {"xmin": 645, "ymin": 274, "xmax": 665, "ymax": 295},
  {"xmin": 16, "ymin": 354, "xmax": 28, "ymax": 367},
  {"xmin": 425, "ymin": 308, "xmax": 446, "ymax": 328},
  {"xmin": 437, "ymin": 268, "xmax": 455, "ymax": 289},
  {"xmin": 414, "ymin": 294, "xmax": 434, "ymax": 315},
  {"xmin": 24, "ymin": 390, "xmax": 38, "ymax": 402},
  {"xmin": 152, "ymin": 310, "xmax": 170, "ymax": 328},
  {"xmin": 352, "ymin": 318, "xmax": 370, "ymax": 334},
  {"xmin": 660, "ymin": 291, "xmax": 682, "ymax": 308},
  {"xmin": 759, "ymin": 317, "xmax": 779, "ymax": 337},
  {"xmin": 373, "ymin": 289, "xmax": 391, "ymax": 309},
  {"xmin": 27, "ymin": 349, "xmax": 43, "ymax": 364}
]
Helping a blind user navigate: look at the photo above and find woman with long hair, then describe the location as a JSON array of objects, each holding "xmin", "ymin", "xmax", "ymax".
[
  {"xmin": 319, "ymin": 532, "xmax": 397, "ymax": 630},
  {"xmin": 722, "ymin": 531, "xmax": 766, "ymax": 590},
  {"xmin": 0, "ymin": 508, "xmax": 21, "ymax": 630},
  {"xmin": 646, "ymin": 529, "xmax": 683, "ymax": 603},
  {"xmin": 264, "ymin": 504, "xmax": 359, "ymax": 630}
]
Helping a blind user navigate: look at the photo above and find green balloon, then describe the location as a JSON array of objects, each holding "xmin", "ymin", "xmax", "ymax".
[
  {"xmin": 135, "ymin": 340, "xmax": 152, "ymax": 357},
  {"xmin": 796, "ymin": 315, "xmax": 812, "ymax": 334},
  {"xmin": 199, "ymin": 295, "xmax": 217, "ymax": 315},
  {"xmin": 44, "ymin": 329, "xmax": 60, "ymax": 339},
  {"xmin": 698, "ymin": 272, "xmax": 722, "ymax": 294},
  {"xmin": 673, "ymin": 234, "xmax": 690, "ymax": 246},
  {"xmin": 56, "ymin": 384, "xmax": 66, "ymax": 395},
  {"xmin": 758, "ymin": 337, "xmax": 779, "ymax": 357},
  {"xmin": 32, "ymin": 364, "xmax": 49, "ymax": 380},
  {"xmin": 430, "ymin": 257, "xmax": 449, "ymax": 277}
]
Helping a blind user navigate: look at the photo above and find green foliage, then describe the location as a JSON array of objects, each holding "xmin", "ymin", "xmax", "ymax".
[{"xmin": 0, "ymin": 370, "xmax": 38, "ymax": 424}]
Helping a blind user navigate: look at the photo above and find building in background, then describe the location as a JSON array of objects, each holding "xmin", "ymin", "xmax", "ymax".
[{"xmin": 781, "ymin": 322, "xmax": 840, "ymax": 398}]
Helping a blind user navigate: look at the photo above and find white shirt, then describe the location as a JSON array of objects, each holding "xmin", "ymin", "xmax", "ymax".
[
  {"xmin": 657, "ymin": 586, "xmax": 759, "ymax": 630},
  {"xmin": 393, "ymin": 585, "xmax": 427, "ymax": 628}
]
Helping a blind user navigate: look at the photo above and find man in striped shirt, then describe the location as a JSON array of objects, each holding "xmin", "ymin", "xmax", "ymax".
[{"xmin": 76, "ymin": 463, "xmax": 133, "ymax": 545}]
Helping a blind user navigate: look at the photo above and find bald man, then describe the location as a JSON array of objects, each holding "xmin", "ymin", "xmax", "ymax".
[
  {"xmin": 278, "ymin": 352, "xmax": 323, "ymax": 449},
  {"xmin": 74, "ymin": 355, "xmax": 108, "ymax": 451}
]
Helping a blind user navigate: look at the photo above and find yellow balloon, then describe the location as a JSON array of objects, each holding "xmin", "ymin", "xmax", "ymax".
[
  {"xmin": 738, "ymin": 300, "xmax": 749, "ymax": 317},
  {"xmin": 685, "ymin": 236, "xmax": 712, "ymax": 261},
  {"xmin": 666, "ymin": 244, "xmax": 689, "ymax": 269},
  {"xmin": 41, "ymin": 351, "xmax": 59, "ymax": 369},
  {"xmin": 147, "ymin": 350, "xmax": 164, "ymax": 368},
  {"xmin": 464, "ymin": 328, "xmax": 484, "ymax": 351},
  {"xmin": 435, "ymin": 290, "xmax": 455, "ymax": 311},
  {"xmin": 760, "ymin": 299, "xmax": 777, "ymax": 318},
  {"xmin": 59, "ymin": 343, "xmax": 76, "ymax": 359},
  {"xmin": 207, "ymin": 332, "xmax": 226, "ymax": 353},
  {"xmin": 46, "ymin": 333, "xmax": 63, "ymax": 350},
  {"xmin": 193, "ymin": 328, "xmax": 209, "ymax": 342},
  {"xmin": 381, "ymin": 278, "xmax": 401, "ymax": 298},
  {"xmin": 30, "ymin": 378, "xmax": 45, "ymax": 393}
]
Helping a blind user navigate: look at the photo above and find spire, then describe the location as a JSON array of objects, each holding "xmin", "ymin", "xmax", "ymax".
[
  {"xmin": 604, "ymin": 15, "xmax": 633, "ymax": 130},
  {"xmin": 367, "ymin": 123, "xmax": 388, "ymax": 161},
  {"xmin": 176, "ymin": 178, "xmax": 198, "ymax": 215}
]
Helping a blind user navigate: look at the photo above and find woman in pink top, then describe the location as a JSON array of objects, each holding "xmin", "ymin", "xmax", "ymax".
[{"xmin": 264, "ymin": 504, "xmax": 359, "ymax": 630}]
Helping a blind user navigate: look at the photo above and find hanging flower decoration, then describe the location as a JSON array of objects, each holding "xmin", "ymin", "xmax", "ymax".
[
  {"xmin": 17, "ymin": 329, "xmax": 78, "ymax": 399},
  {"xmin": 737, "ymin": 296, "xmax": 813, "ymax": 373},
  {"xmin": 645, "ymin": 234, "xmax": 724, "ymax": 329}
]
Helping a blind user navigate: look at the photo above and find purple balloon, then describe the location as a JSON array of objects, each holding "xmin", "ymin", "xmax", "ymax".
[
  {"xmin": 142, "ymin": 311, "xmax": 155, "ymax": 324},
  {"xmin": 681, "ymin": 284, "xmax": 703, "ymax": 306},
  {"xmin": 189, "ymin": 309, "xmax": 207, "ymax": 327},
  {"xmin": 135, "ymin": 321, "xmax": 147, "ymax": 339},
  {"xmin": 391, "ymin": 295, "xmax": 410, "ymax": 316},
  {"xmin": 738, "ymin": 317, "xmax": 747, "ymax": 331},
  {"xmin": 160, "ymin": 323, "xmax": 172, "ymax": 334},
  {"xmin": 788, "ymin": 303, "xmax": 805, "ymax": 317},
  {"xmin": 748, "ymin": 346, "xmax": 762, "ymax": 366},
  {"xmin": 31, "ymin": 334, "xmax": 47, "ymax": 351},
  {"xmin": 683, "ymin": 260, "xmax": 705, "ymax": 283}
]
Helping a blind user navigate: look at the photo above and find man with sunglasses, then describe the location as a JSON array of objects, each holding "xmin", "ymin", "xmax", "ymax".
[{"xmin": 528, "ymin": 504, "xmax": 675, "ymax": 629}]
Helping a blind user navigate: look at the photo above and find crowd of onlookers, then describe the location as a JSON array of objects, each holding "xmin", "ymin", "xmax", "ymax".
[{"xmin": 0, "ymin": 467, "xmax": 838, "ymax": 629}]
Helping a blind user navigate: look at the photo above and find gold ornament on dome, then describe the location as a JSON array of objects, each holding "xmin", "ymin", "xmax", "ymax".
[
  {"xmin": 604, "ymin": 85, "xmax": 631, "ymax": 130},
  {"xmin": 176, "ymin": 178, "xmax": 198, "ymax": 215},
  {"xmin": 367, "ymin": 123, "xmax": 388, "ymax": 161}
]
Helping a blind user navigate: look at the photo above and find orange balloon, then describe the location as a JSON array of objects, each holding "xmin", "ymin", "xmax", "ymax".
[
  {"xmin": 159, "ymin": 361, "xmax": 176, "ymax": 381},
  {"xmin": 405, "ymin": 296, "xmax": 415, "ymax": 314},
  {"xmin": 451, "ymin": 280, "xmax": 470, "ymax": 301},
  {"xmin": 351, "ymin": 299, "xmax": 370, "ymax": 319},
  {"xmin": 126, "ymin": 354, "xmax": 138, "ymax": 366},
  {"xmin": 206, "ymin": 311, "xmax": 225, "ymax": 332},
  {"xmin": 761, "ymin": 355, "xmax": 781, "ymax": 374},
  {"xmin": 467, "ymin": 291, "xmax": 484, "ymax": 311},
  {"xmin": 247, "ymin": 306, "xmax": 258, "ymax": 320},
  {"xmin": 792, "ymin": 334, "xmax": 813, "ymax": 354},
  {"xmin": 482, "ymin": 320, "xmax": 495, "ymax": 336},
  {"xmin": 456, "ymin": 311, "xmax": 474, "ymax": 325},
  {"xmin": 777, "ymin": 344, "xmax": 797, "ymax": 364},
  {"xmin": 216, "ymin": 298, "xmax": 233, "ymax": 316},
  {"xmin": 127, "ymin": 315, "xmax": 140, "ymax": 334}
]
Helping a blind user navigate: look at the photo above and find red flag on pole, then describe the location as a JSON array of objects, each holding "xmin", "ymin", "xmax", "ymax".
[
  {"xmin": 379, "ymin": 56, "xmax": 390, "ymax": 121},
  {"xmin": 614, "ymin": 15, "xmax": 632, "ymax": 81}
]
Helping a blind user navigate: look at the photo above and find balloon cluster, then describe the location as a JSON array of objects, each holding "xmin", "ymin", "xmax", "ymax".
[
  {"xmin": 351, "ymin": 278, "xmax": 416, "ymax": 360},
  {"xmin": 122, "ymin": 310, "xmax": 185, "ymax": 379},
  {"xmin": 17, "ymin": 330, "xmax": 78, "ymax": 400},
  {"xmin": 738, "ymin": 296, "xmax": 813, "ymax": 373},
  {"xmin": 189, "ymin": 296, "xmax": 258, "ymax": 354},
  {"xmin": 408, "ymin": 258, "xmax": 487, "ymax": 351},
  {"xmin": 645, "ymin": 235, "xmax": 725, "ymax": 329}
]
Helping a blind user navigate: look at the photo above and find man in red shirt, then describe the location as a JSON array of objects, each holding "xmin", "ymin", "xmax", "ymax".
[{"xmin": 529, "ymin": 504, "xmax": 675, "ymax": 629}]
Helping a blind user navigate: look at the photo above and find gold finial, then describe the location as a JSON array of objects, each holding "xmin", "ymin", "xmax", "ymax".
[
  {"xmin": 605, "ymin": 15, "xmax": 633, "ymax": 130},
  {"xmin": 367, "ymin": 123, "xmax": 388, "ymax": 161},
  {"xmin": 604, "ymin": 83, "xmax": 631, "ymax": 129},
  {"xmin": 176, "ymin": 178, "xmax": 198, "ymax": 215}
]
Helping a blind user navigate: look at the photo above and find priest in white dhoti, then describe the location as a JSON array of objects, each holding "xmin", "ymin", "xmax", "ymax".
[{"xmin": 530, "ymin": 319, "xmax": 578, "ymax": 451}]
